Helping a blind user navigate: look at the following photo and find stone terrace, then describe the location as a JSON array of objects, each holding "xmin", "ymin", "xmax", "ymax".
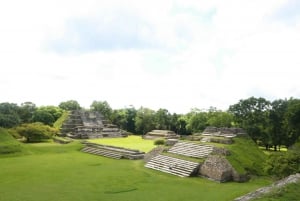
[
  {"xmin": 168, "ymin": 141, "xmax": 213, "ymax": 158},
  {"xmin": 202, "ymin": 127, "xmax": 246, "ymax": 138},
  {"xmin": 145, "ymin": 154, "xmax": 200, "ymax": 177},
  {"xmin": 143, "ymin": 130, "xmax": 179, "ymax": 140},
  {"xmin": 81, "ymin": 142, "xmax": 145, "ymax": 160}
]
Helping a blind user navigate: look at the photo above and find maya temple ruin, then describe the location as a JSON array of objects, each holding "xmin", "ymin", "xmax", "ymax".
[{"xmin": 60, "ymin": 110, "xmax": 127, "ymax": 139}]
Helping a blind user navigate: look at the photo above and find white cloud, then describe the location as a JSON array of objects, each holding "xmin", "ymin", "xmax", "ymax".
[{"xmin": 0, "ymin": 0, "xmax": 299, "ymax": 113}]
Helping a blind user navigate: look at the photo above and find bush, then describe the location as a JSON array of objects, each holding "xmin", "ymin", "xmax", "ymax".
[
  {"xmin": 16, "ymin": 122, "xmax": 58, "ymax": 143},
  {"xmin": 265, "ymin": 151, "xmax": 300, "ymax": 178},
  {"xmin": 154, "ymin": 138, "xmax": 165, "ymax": 145}
]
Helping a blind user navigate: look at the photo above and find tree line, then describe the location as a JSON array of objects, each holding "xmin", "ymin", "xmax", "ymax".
[{"xmin": 0, "ymin": 97, "xmax": 300, "ymax": 148}]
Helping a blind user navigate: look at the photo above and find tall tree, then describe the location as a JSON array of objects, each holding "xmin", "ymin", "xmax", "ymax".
[
  {"xmin": 229, "ymin": 97, "xmax": 271, "ymax": 145},
  {"xmin": 18, "ymin": 102, "xmax": 36, "ymax": 123},
  {"xmin": 175, "ymin": 115, "xmax": 189, "ymax": 135},
  {"xmin": 207, "ymin": 109, "xmax": 234, "ymax": 128},
  {"xmin": 284, "ymin": 98, "xmax": 300, "ymax": 147},
  {"xmin": 0, "ymin": 102, "xmax": 21, "ymax": 128},
  {"xmin": 111, "ymin": 109, "xmax": 128, "ymax": 130},
  {"xmin": 135, "ymin": 107, "xmax": 155, "ymax": 135},
  {"xmin": 59, "ymin": 100, "xmax": 81, "ymax": 111},
  {"xmin": 269, "ymin": 99, "xmax": 288, "ymax": 150},
  {"xmin": 90, "ymin": 101, "xmax": 112, "ymax": 120},
  {"xmin": 124, "ymin": 106, "xmax": 137, "ymax": 134},
  {"xmin": 186, "ymin": 108, "xmax": 208, "ymax": 133},
  {"xmin": 32, "ymin": 106, "xmax": 63, "ymax": 126},
  {"xmin": 154, "ymin": 108, "xmax": 171, "ymax": 130}
]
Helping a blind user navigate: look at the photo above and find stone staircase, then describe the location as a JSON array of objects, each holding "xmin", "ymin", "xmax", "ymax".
[
  {"xmin": 81, "ymin": 142, "xmax": 145, "ymax": 160},
  {"xmin": 82, "ymin": 146, "xmax": 123, "ymax": 159},
  {"xmin": 168, "ymin": 141, "xmax": 213, "ymax": 158},
  {"xmin": 145, "ymin": 154, "xmax": 200, "ymax": 177}
]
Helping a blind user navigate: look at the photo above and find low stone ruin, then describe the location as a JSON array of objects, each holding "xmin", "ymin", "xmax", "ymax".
[
  {"xmin": 199, "ymin": 155, "xmax": 248, "ymax": 182},
  {"xmin": 144, "ymin": 141, "xmax": 213, "ymax": 178},
  {"xmin": 144, "ymin": 140, "xmax": 246, "ymax": 182},
  {"xmin": 81, "ymin": 142, "xmax": 145, "ymax": 160},
  {"xmin": 202, "ymin": 127, "xmax": 246, "ymax": 138},
  {"xmin": 200, "ymin": 155, "xmax": 234, "ymax": 182},
  {"xmin": 143, "ymin": 130, "xmax": 180, "ymax": 140},
  {"xmin": 60, "ymin": 110, "xmax": 127, "ymax": 139}
]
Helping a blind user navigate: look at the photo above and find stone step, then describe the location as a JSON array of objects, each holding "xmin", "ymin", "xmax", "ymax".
[
  {"xmin": 146, "ymin": 162, "xmax": 196, "ymax": 173},
  {"xmin": 153, "ymin": 155, "xmax": 199, "ymax": 168},
  {"xmin": 168, "ymin": 147, "xmax": 213, "ymax": 153},
  {"xmin": 145, "ymin": 164, "xmax": 190, "ymax": 177},
  {"xmin": 168, "ymin": 142, "xmax": 213, "ymax": 158},
  {"xmin": 169, "ymin": 150, "xmax": 210, "ymax": 155},
  {"xmin": 82, "ymin": 147, "xmax": 122, "ymax": 159},
  {"xmin": 145, "ymin": 155, "xmax": 199, "ymax": 177},
  {"xmin": 82, "ymin": 145, "xmax": 145, "ymax": 160},
  {"xmin": 145, "ymin": 160, "xmax": 193, "ymax": 177}
]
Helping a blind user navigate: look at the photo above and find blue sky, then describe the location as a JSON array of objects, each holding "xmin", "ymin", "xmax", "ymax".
[{"xmin": 0, "ymin": 0, "xmax": 299, "ymax": 113}]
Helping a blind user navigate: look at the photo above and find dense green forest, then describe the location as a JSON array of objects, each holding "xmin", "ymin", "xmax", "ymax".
[{"xmin": 0, "ymin": 97, "xmax": 300, "ymax": 150}]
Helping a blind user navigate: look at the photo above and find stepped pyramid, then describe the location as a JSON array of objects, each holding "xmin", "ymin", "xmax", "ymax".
[{"xmin": 60, "ymin": 110, "xmax": 127, "ymax": 139}]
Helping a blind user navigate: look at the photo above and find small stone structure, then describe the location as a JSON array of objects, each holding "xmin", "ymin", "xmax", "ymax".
[
  {"xmin": 144, "ymin": 141, "xmax": 213, "ymax": 178},
  {"xmin": 143, "ymin": 130, "xmax": 179, "ymax": 140},
  {"xmin": 165, "ymin": 139, "xmax": 179, "ymax": 146},
  {"xmin": 81, "ymin": 142, "xmax": 145, "ymax": 160},
  {"xmin": 200, "ymin": 155, "xmax": 235, "ymax": 182},
  {"xmin": 202, "ymin": 127, "xmax": 246, "ymax": 138},
  {"xmin": 60, "ymin": 110, "xmax": 127, "ymax": 139},
  {"xmin": 145, "ymin": 154, "xmax": 200, "ymax": 177}
]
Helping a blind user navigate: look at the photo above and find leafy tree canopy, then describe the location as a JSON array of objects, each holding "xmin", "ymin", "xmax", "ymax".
[{"xmin": 59, "ymin": 100, "xmax": 81, "ymax": 111}]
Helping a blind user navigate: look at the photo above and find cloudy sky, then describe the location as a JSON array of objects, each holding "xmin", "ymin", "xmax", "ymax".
[{"xmin": 0, "ymin": 0, "xmax": 299, "ymax": 113}]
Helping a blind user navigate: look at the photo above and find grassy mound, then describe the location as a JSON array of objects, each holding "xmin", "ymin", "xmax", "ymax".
[
  {"xmin": 224, "ymin": 135, "xmax": 267, "ymax": 175},
  {"xmin": 0, "ymin": 128, "xmax": 23, "ymax": 154}
]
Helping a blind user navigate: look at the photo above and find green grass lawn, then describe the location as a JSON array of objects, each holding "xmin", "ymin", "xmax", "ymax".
[
  {"xmin": 87, "ymin": 135, "xmax": 156, "ymax": 152},
  {"xmin": 0, "ymin": 141, "xmax": 272, "ymax": 201},
  {"xmin": 0, "ymin": 128, "xmax": 23, "ymax": 154}
]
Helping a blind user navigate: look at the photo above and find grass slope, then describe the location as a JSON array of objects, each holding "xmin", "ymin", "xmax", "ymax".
[
  {"xmin": 0, "ymin": 128, "xmax": 23, "ymax": 154},
  {"xmin": 224, "ymin": 135, "xmax": 267, "ymax": 175},
  {"xmin": 88, "ymin": 135, "xmax": 156, "ymax": 152},
  {"xmin": 0, "ymin": 141, "xmax": 271, "ymax": 201},
  {"xmin": 53, "ymin": 111, "xmax": 69, "ymax": 129}
]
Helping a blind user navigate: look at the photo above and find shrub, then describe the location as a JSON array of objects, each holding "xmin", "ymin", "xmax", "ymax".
[
  {"xmin": 154, "ymin": 138, "xmax": 165, "ymax": 145},
  {"xmin": 16, "ymin": 122, "xmax": 58, "ymax": 143},
  {"xmin": 265, "ymin": 151, "xmax": 300, "ymax": 178}
]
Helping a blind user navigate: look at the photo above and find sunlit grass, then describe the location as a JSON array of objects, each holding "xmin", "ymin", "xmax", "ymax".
[
  {"xmin": 0, "ymin": 141, "xmax": 272, "ymax": 201},
  {"xmin": 87, "ymin": 135, "xmax": 156, "ymax": 152}
]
